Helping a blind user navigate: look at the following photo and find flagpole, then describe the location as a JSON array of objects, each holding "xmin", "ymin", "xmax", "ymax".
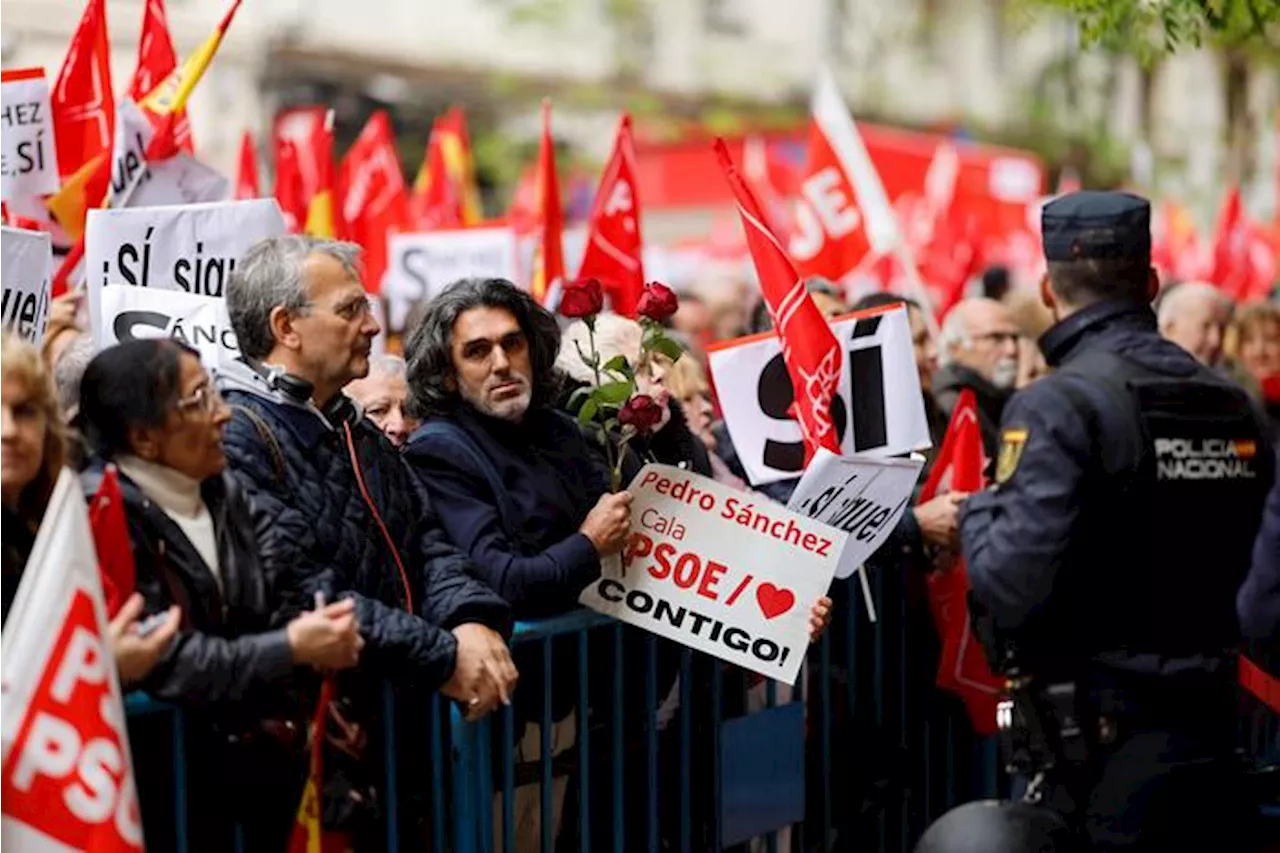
[{"xmin": 892, "ymin": 241, "xmax": 943, "ymax": 341}]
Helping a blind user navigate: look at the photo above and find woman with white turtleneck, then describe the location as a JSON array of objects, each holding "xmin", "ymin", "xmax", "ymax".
[{"xmin": 76, "ymin": 338, "xmax": 365, "ymax": 853}]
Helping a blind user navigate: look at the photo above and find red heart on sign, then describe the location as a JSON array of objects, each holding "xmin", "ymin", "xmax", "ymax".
[{"xmin": 755, "ymin": 583, "xmax": 795, "ymax": 620}]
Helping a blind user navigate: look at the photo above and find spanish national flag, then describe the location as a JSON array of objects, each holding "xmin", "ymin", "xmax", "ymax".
[{"xmin": 287, "ymin": 678, "xmax": 352, "ymax": 853}]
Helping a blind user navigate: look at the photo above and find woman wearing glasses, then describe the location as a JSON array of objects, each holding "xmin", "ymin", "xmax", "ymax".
[{"xmin": 77, "ymin": 338, "xmax": 364, "ymax": 852}]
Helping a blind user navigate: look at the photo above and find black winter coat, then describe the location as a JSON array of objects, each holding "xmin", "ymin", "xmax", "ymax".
[
  {"xmin": 80, "ymin": 461, "xmax": 298, "ymax": 715},
  {"xmin": 217, "ymin": 365, "xmax": 511, "ymax": 692}
]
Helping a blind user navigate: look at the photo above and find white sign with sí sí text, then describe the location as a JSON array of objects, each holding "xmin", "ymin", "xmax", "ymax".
[
  {"xmin": 85, "ymin": 198, "xmax": 286, "ymax": 349},
  {"xmin": 707, "ymin": 303, "xmax": 932, "ymax": 487},
  {"xmin": 579, "ymin": 463, "xmax": 846, "ymax": 684},
  {"xmin": 1, "ymin": 225, "xmax": 53, "ymax": 344},
  {"xmin": 785, "ymin": 447, "xmax": 923, "ymax": 579},
  {"xmin": 0, "ymin": 68, "xmax": 59, "ymax": 201}
]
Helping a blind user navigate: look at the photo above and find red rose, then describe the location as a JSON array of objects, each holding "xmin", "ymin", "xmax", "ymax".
[
  {"xmin": 559, "ymin": 277, "xmax": 604, "ymax": 318},
  {"xmin": 618, "ymin": 393, "xmax": 664, "ymax": 435},
  {"xmin": 636, "ymin": 281, "xmax": 679, "ymax": 322}
]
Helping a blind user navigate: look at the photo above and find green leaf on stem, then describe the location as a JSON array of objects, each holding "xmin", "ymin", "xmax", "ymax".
[
  {"xmin": 595, "ymin": 380, "xmax": 634, "ymax": 404},
  {"xmin": 602, "ymin": 354, "xmax": 633, "ymax": 378},
  {"xmin": 577, "ymin": 398, "xmax": 600, "ymax": 425},
  {"xmin": 646, "ymin": 334, "xmax": 686, "ymax": 363}
]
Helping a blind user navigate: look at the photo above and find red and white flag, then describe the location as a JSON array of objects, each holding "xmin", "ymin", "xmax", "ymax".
[
  {"xmin": 716, "ymin": 138, "xmax": 843, "ymax": 467},
  {"xmin": 577, "ymin": 114, "xmax": 645, "ymax": 317},
  {"xmin": 127, "ymin": 0, "xmax": 193, "ymax": 154},
  {"xmin": 917, "ymin": 388, "xmax": 1004, "ymax": 735},
  {"xmin": 2, "ymin": 470, "xmax": 145, "ymax": 852},
  {"xmin": 51, "ymin": 0, "xmax": 114, "ymax": 182},
  {"xmin": 88, "ymin": 466, "xmax": 136, "ymax": 621},
  {"xmin": 234, "ymin": 129, "xmax": 260, "ymax": 200},
  {"xmin": 339, "ymin": 110, "xmax": 407, "ymax": 294}
]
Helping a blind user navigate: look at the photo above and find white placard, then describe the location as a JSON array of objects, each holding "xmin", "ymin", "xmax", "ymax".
[
  {"xmin": 708, "ymin": 304, "xmax": 931, "ymax": 486},
  {"xmin": 1, "ymin": 226, "xmax": 53, "ymax": 343},
  {"xmin": 579, "ymin": 464, "xmax": 845, "ymax": 684},
  {"xmin": 85, "ymin": 198, "xmax": 286, "ymax": 348},
  {"xmin": 383, "ymin": 226, "xmax": 519, "ymax": 331},
  {"xmin": 107, "ymin": 100, "xmax": 228, "ymax": 209},
  {"xmin": 98, "ymin": 285, "xmax": 240, "ymax": 374},
  {"xmin": 785, "ymin": 447, "xmax": 923, "ymax": 579},
  {"xmin": 1, "ymin": 69, "xmax": 59, "ymax": 201}
]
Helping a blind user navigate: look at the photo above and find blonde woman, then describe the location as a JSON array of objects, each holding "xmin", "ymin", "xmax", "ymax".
[{"xmin": 2, "ymin": 330, "xmax": 179, "ymax": 680}]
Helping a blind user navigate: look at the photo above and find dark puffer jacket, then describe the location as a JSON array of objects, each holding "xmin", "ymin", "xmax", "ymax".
[
  {"xmin": 217, "ymin": 362, "xmax": 511, "ymax": 691},
  {"xmin": 81, "ymin": 460, "xmax": 299, "ymax": 714}
]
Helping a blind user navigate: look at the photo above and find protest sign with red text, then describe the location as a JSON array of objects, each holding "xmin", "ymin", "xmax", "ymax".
[
  {"xmin": 2, "ymin": 469, "xmax": 145, "ymax": 852},
  {"xmin": 579, "ymin": 464, "xmax": 846, "ymax": 684}
]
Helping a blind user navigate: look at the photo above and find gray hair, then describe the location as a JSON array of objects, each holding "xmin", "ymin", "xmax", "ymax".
[
  {"xmin": 367, "ymin": 353, "xmax": 406, "ymax": 380},
  {"xmin": 1155, "ymin": 281, "xmax": 1230, "ymax": 330},
  {"xmin": 53, "ymin": 333, "xmax": 96, "ymax": 417},
  {"xmin": 937, "ymin": 304, "xmax": 971, "ymax": 367},
  {"xmin": 226, "ymin": 235, "xmax": 363, "ymax": 360}
]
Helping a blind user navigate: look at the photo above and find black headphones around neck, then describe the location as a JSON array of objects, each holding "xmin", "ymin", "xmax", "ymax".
[{"xmin": 256, "ymin": 362, "xmax": 361, "ymax": 431}]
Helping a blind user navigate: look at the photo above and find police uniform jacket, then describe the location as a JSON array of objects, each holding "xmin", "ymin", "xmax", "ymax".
[{"xmin": 959, "ymin": 297, "xmax": 1275, "ymax": 687}]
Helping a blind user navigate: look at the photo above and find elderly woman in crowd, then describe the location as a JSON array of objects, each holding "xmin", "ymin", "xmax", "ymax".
[
  {"xmin": 77, "ymin": 338, "xmax": 364, "ymax": 853},
  {"xmin": 1226, "ymin": 301, "xmax": 1280, "ymax": 438}
]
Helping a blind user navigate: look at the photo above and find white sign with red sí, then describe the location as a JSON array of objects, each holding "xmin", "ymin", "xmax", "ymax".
[{"xmin": 579, "ymin": 463, "xmax": 846, "ymax": 684}]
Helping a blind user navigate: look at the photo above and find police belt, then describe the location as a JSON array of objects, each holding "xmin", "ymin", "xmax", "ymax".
[{"xmin": 996, "ymin": 673, "xmax": 1110, "ymax": 795}]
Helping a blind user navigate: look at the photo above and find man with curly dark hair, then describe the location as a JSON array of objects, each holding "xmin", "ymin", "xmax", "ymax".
[{"xmin": 402, "ymin": 277, "xmax": 631, "ymax": 618}]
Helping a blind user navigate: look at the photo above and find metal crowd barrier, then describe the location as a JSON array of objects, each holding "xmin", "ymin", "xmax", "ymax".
[{"xmin": 124, "ymin": 564, "xmax": 1277, "ymax": 852}]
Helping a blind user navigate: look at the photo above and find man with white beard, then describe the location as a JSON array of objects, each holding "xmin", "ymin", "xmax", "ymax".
[{"xmin": 934, "ymin": 297, "xmax": 1022, "ymax": 470}]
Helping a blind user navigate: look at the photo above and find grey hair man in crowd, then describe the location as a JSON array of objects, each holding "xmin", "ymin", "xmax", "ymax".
[
  {"xmin": 933, "ymin": 296, "xmax": 1021, "ymax": 464},
  {"xmin": 1155, "ymin": 280, "xmax": 1231, "ymax": 366},
  {"xmin": 217, "ymin": 235, "xmax": 517, "ymax": 723},
  {"xmin": 345, "ymin": 353, "xmax": 419, "ymax": 446}
]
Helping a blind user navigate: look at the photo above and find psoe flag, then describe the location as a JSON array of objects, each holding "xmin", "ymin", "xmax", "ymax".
[{"xmin": 1, "ymin": 469, "xmax": 146, "ymax": 852}]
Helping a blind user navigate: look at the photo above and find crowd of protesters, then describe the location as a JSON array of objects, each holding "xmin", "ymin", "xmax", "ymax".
[{"xmin": 2, "ymin": 234, "xmax": 1277, "ymax": 851}]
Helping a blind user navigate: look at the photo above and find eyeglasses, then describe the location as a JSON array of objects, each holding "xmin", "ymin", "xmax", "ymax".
[
  {"xmin": 971, "ymin": 332, "xmax": 1020, "ymax": 347},
  {"xmin": 176, "ymin": 385, "xmax": 223, "ymax": 415},
  {"xmin": 308, "ymin": 295, "xmax": 375, "ymax": 322}
]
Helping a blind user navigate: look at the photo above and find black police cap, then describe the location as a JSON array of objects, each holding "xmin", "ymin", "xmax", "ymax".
[{"xmin": 1041, "ymin": 190, "xmax": 1151, "ymax": 263}]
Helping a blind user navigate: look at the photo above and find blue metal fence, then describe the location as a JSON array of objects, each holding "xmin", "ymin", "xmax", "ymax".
[
  {"xmin": 127, "ymin": 560, "xmax": 1280, "ymax": 845},
  {"xmin": 125, "ymin": 570, "xmax": 1277, "ymax": 852}
]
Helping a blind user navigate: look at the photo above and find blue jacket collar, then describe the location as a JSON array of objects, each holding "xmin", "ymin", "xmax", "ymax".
[{"xmin": 1039, "ymin": 298, "xmax": 1156, "ymax": 368}]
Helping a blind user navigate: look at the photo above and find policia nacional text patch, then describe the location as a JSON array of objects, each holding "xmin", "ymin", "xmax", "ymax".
[{"xmin": 995, "ymin": 428, "xmax": 1028, "ymax": 484}]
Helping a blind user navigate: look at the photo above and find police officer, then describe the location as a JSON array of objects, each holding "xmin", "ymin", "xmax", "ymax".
[{"xmin": 957, "ymin": 191, "xmax": 1276, "ymax": 851}]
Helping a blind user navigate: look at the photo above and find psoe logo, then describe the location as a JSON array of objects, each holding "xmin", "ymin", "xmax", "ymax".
[{"xmin": 1154, "ymin": 437, "xmax": 1257, "ymax": 481}]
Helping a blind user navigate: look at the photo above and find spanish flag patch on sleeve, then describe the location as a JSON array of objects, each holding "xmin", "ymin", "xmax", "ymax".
[{"xmin": 995, "ymin": 428, "xmax": 1028, "ymax": 484}]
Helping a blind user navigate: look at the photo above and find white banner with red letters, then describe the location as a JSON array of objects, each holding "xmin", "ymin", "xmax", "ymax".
[
  {"xmin": 1, "ymin": 68, "xmax": 60, "ymax": 201},
  {"xmin": 1, "ymin": 469, "xmax": 145, "ymax": 852},
  {"xmin": 707, "ymin": 303, "xmax": 931, "ymax": 486},
  {"xmin": 579, "ymin": 463, "xmax": 846, "ymax": 684}
]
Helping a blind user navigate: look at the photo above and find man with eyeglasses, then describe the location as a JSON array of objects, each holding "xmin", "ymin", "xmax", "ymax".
[
  {"xmin": 934, "ymin": 296, "xmax": 1022, "ymax": 468},
  {"xmin": 215, "ymin": 237, "xmax": 518, "ymax": 839}
]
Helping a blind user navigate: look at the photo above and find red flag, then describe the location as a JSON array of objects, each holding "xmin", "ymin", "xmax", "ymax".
[
  {"xmin": 274, "ymin": 137, "xmax": 308, "ymax": 234},
  {"xmin": 127, "ymin": 0, "xmax": 193, "ymax": 154},
  {"xmin": 51, "ymin": 0, "xmax": 114, "ymax": 181},
  {"xmin": 338, "ymin": 110, "xmax": 407, "ymax": 294},
  {"xmin": 234, "ymin": 129, "xmax": 261, "ymax": 200},
  {"xmin": 918, "ymin": 388, "xmax": 1004, "ymax": 734},
  {"xmin": 1, "ymin": 471, "xmax": 144, "ymax": 852},
  {"xmin": 578, "ymin": 114, "xmax": 645, "ymax": 317},
  {"xmin": 410, "ymin": 118, "xmax": 464, "ymax": 231},
  {"xmin": 716, "ymin": 138, "xmax": 843, "ymax": 466},
  {"xmin": 529, "ymin": 99, "xmax": 565, "ymax": 305},
  {"xmin": 88, "ymin": 465, "xmax": 136, "ymax": 619}
]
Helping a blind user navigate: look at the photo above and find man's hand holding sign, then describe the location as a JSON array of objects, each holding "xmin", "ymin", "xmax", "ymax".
[{"xmin": 580, "ymin": 464, "xmax": 845, "ymax": 684}]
